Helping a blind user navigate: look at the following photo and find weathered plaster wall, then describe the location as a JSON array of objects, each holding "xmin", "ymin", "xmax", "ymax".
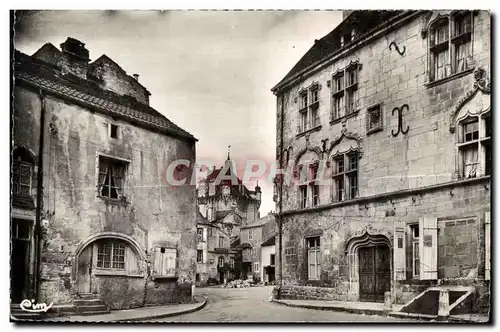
[{"xmin": 13, "ymin": 86, "xmax": 197, "ymax": 308}]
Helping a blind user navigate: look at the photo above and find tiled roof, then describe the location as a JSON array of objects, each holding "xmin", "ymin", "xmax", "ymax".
[
  {"xmin": 14, "ymin": 51, "xmax": 197, "ymax": 142},
  {"xmin": 261, "ymin": 234, "xmax": 276, "ymax": 247},
  {"xmin": 272, "ymin": 10, "xmax": 406, "ymax": 93}
]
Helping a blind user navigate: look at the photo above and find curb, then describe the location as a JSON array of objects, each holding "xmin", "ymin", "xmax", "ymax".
[
  {"xmin": 114, "ymin": 297, "xmax": 207, "ymax": 322},
  {"xmin": 271, "ymin": 299, "xmax": 388, "ymax": 317}
]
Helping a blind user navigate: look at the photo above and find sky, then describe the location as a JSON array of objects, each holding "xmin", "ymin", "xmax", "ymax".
[{"xmin": 14, "ymin": 10, "xmax": 343, "ymax": 215}]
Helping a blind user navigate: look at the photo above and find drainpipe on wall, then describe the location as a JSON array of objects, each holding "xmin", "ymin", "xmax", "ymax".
[
  {"xmin": 277, "ymin": 93, "xmax": 285, "ymax": 298},
  {"xmin": 34, "ymin": 89, "xmax": 46, "ymax": 300}
]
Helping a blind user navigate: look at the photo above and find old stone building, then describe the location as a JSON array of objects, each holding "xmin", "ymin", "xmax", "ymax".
[
  {"xmin": 272, "ymin": 10, "xmax": 490, "ymax": 317},
  {"xmin": 196, "ymin": 212, "xmax": 238, "ymax": 285},
  {"xmin": 11, "ymin": 37, "xmax": 198, "ymax": 312},
  {"xmin": 239, "ymin": 213, "xmax": 275, "ymax": 282},
  {"xmin": 196, "ymin": 154, "xmax": 262, "ymax": 285}
]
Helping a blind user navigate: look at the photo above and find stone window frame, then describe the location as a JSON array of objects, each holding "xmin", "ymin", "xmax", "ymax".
[
  {"xmin": 332, "ymin": 151, "xmax": 359, "ymax": 202},
  {"xmin": 366, "ymin": 103, "xmax": 384, "ymax": 135},
  {"xmin": 424, "ymin": 11, "xmax": 476, "ymax": 86},
  {"xmin": 297, "ymin": 160, "xmax": 320, "ymax": 209},
  {"xmin": 297, "ymin": 82, "xmax": 321, "ymax": 134},
  {"xmin": 456, "ymin": 111, "xmax": 490, "ymax": 179},
  {"xmin": 108, "ymin": 123, "xmax": 120, "ymax": 139},
  {"xmin": 306, "ymin": 236, "xmax": 321, "ymax": 281},
  {"xmin": 96, "ymin": 153, "xmax": 130, "ymax": 203},
  {"xmin": 330, "ymin": 61, "xmax": 361, "ymax": 123}
]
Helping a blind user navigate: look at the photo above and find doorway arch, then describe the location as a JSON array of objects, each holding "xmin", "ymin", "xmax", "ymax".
[
  {"xmin": 72, "ymin": 232, "xmax": 146, "ymax": 293},
  {"xmin": 345, "ymin": 232, "xmax": 392, "ymax": 302}
]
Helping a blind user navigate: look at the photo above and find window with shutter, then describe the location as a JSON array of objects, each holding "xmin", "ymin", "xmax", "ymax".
[
  {"xmin": 152, "ymin": 247, "xmax": 177, "ymax": 279},
  {"xmin": 419, "ymin": 216, "xmax": 438, "ymax": 280},
  {"xmin": 485, "ymin": 211, "xmax": 490, "ymax": 280},
  {"xmin": 393, "ymin": 221, "xmax": 406, "ymax": 280}
]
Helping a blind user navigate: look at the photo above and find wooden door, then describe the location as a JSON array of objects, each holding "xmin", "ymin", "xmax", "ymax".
[
  {"xmin": 359, "ymin": 245, "xmax": 390, "ymax": 302},
  {"xmin": 10, "ymin": 219, "xmax": 32, "ymax": 303},
  {"xmin": 76, "ymin": 245, "xmax": 93, "ymax": 293}
]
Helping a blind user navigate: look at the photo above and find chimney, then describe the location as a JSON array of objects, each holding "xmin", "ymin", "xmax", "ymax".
[
  {"xmin": 133, "ymin": 74, "xmax": 139, "ymax": 81},
  {"xmin": 59, "ymin": 37, "xmax": 90, "ymax": 79}
]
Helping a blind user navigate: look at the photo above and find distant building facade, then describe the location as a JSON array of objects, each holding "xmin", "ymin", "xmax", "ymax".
[
  {"xmin": 272, "ymin": 11, "xmax": 490, "ymax": 316},
  {"xmin": 196, "ymin": 156, "xmax": 262, "ymax": 284},
  {"xmin": 11, "ymin": 37, "xmax": 198, "ymax": 311}
]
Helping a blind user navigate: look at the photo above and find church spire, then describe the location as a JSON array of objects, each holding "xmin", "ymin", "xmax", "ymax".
[{"xmin": 227, "ymin": 145, "xmax": 231, "ymax": 161}]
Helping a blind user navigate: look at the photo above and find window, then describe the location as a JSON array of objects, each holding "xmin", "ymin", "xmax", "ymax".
[
  {"xmin": 219, "ymin": 237, "xmax": 224, "ymax": 248},
  {"xmin": 229, "ymin": 257, "xmax": 234, "ymax": 268},
  {"xmin": 298, "ymin": 84, "xmax": 321, "ymax": 133},
  {"xmin": 208, "ymin": 227, "xmax": 213, "ymax": 237},
  {"xmin": 307, "ymin": 237, "xmax": 321, "ymax": 280},
  {"xmin": 97, "ymin": 241, "xmax": 125, "ymax": 270},
  {"xmin": 197, "ymin": 228, "xmax": 204, "ymax": 242},
  {"xmin": 248, "ymin": 230, "xmax": 253, "ymax": 240},
  {"xmin": 109, "ymin": 124, "xmax": 119, "ymax": 139},
  {"xmin": 197, "ymin": 250, "xmax": 203, "ymax": 263},
  {"xmin": 332, "ymin": 152, "xmax": 359, "ymax": 202},
  {"xmin": 11, "ymin": 219, "xmax": 32, "ymax": 241},
  {"xmin": 270, "ymin": 254, "xmax": 276, "ymax": 266},
  {"xmin": 152, "ymin": 247, "xmax": 177, "ymax": 278},
  {"xmin": 410, "ymin": 224, "xmax": 420, "ymax": 278},
  {"xmin": 254, "ymin": 262, "xmax": 260, "ymax": 273},
  {"xmin": 196, "ymin": 273, "xmax": 200, "ymax": 282},
  {"xmin": 12, "ymin": 148, "xmax": 35, "ymax": 197},
  {"xmin": 331, "ymin": 64, "xmax": 360, "ymax": 120},
  {"xmin": 218, "ymin": 256, "xmax": 224, "ymax": 267},
  {"xmin": 299, "ymin": 185, "xmax": 308, "ymax": 209},
  {"xmin": 98, "ymin": 156, "xmax": 127, "ymax": 199},
  {"xmin": 428, "ymin": 12, "xmax": 473, "ymax": 82},
  {"xmin": 458, "ymin": 114, "xmax": 490, "ymax": 178},
  {"xmin": 367, "ymin": 104, "xmax": 383, "ymax": 133}
]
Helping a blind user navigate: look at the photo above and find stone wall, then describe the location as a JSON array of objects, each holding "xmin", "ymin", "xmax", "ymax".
[{"xmin": 276, "ymin": 11, "xmax": 491, "ymax": 211}]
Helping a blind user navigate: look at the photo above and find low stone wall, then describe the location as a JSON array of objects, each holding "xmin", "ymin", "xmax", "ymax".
[{"xmin": 277, "ymin": 284, "xmax": 349, "ymax": 301}]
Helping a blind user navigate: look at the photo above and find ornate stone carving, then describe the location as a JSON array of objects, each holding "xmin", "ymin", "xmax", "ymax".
[
  {"xmin": 328, "ymin": 129, "xmax": 363, "ymax": 158},
  {"xmin": 294, "ymin": 145, "xmax": 322, "ymax": 165},
  {"xmin": 449, "ymin": 67, "xmax": 491, "ymax": 133}
]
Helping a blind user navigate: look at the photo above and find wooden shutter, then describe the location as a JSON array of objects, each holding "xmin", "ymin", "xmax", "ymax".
[
  {"xmin": 394, "ymin": 221, "xmax": 406, "ymax": 280},
  {"xmin": 164, "ymin": 248, "xmax": 177, "ymax": 277},
  {"xmin": 485, "ymin": 212, "xmax": 491, "ymax": 280},
  {"xmin": 419, "ymin": 216, "xmax": 438, "ymax": 280},
  {"xmin": 152, "ymin": 247, "xmax": 162, "ymax": 278}
]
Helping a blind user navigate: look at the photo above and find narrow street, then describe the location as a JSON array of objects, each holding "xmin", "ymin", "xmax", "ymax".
[{"xmin": 148, "ymin": 286, "xmax": 413, "ymax": 322}]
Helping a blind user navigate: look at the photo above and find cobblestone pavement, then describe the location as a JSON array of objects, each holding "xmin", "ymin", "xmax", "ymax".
[{"xmin": 148, "ymin": 286, "xmax": 413, "ymax": 322}]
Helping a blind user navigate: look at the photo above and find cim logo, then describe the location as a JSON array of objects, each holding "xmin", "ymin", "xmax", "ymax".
[{"xmin": 20, "ymin": 299, "xmax": 53, "ymax": 313}]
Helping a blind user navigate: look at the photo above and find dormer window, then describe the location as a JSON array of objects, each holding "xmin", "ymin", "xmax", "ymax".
[{"xmin": 457, "ymin": 113, "xmax": 490, "ymax": 178}]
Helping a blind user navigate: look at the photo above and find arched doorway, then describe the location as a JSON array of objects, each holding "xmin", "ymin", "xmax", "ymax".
[
  {"xmin": 73, "ymin": 232, "xmax": 145, "ymax": 294},
  {"xmin": 345, "ymin": 232, "xmax": 391, "ymax": 302}
]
